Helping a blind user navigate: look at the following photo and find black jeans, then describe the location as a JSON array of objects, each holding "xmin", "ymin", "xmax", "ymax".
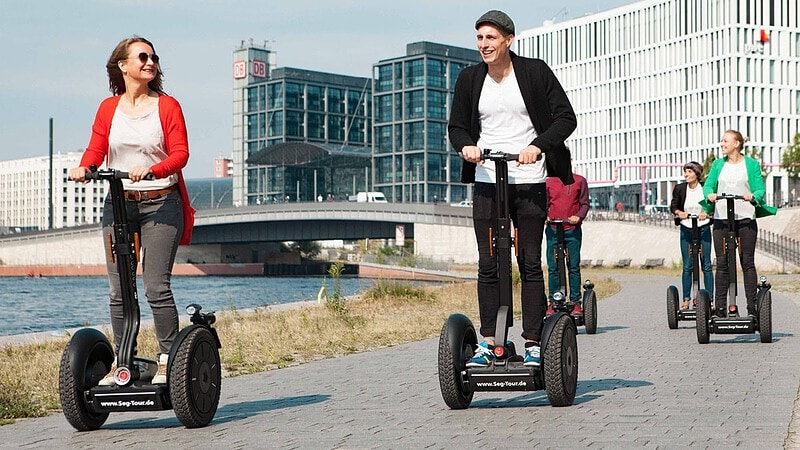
[
  {"xmin": 712, "ymin": 218, "xmax": 758, "ymax": 312},
  {"xmin": 473, "ymin": 182, "xmax": 547, "ymax": 342}
]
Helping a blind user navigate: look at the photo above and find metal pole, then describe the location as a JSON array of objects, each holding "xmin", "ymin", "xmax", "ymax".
[{"xmin": 48, "ymin": 118, "xmax": 53, "ymax": 230}]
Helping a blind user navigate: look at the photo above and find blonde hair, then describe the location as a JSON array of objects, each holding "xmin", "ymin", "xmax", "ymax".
[{"xmin": 724, "ymin": 129, "xmax": 749, "ymax": 152}]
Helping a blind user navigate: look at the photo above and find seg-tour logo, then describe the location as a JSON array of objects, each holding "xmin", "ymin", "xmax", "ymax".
[{"xmin": 745, "ymin": 29, "xmax": 770, "ymax": 54}]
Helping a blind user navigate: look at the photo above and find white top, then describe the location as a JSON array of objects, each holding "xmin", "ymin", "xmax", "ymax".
[
  {"xmin": 714, "ymin": 159, "xmax": 755, "ymax": 220},
  {"xmin": 680, "ymin": 184, "xmax": 710, "ymax": 228},
  {"xmin": 475, "ymin": 69, "xmax": 546, "ymax": 185},
  {"xmin": 108, "ymin": 105, "xmax": 176, "ymax": 191}
]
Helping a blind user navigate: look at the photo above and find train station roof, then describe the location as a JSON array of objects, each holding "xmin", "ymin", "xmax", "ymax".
[{"xmin": 246, "ymin": 142, "xmax": 371, "ymax": 168}]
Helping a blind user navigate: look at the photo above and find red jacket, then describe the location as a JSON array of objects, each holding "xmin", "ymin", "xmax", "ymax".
[
  {"xmin": 546, "ymin": 174, "xmax": 589, "ymax": 231},
  {"xmin": 80, "ymin": 95, "xmax": 195, "ymax": 245}
]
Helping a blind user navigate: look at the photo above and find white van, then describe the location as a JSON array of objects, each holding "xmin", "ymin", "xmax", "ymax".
[{"xmin": 350, "ymin": 192, "xmax": 388, "ymax": 203}]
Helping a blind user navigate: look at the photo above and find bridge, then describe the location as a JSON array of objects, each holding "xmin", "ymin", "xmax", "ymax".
[{"xmin": 0, "ymin": 203, "xmax": 477, "ymax": 267}]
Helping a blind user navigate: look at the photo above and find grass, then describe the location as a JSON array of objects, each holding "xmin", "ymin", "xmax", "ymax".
[{"xmin": 0, "ymin": 268, "xmax": 623, "ymax": 423}]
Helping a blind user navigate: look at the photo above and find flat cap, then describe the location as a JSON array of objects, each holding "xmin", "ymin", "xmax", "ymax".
[{"xmin": 475, "ymin": 10, "xmax": 515, "ymax": 35}]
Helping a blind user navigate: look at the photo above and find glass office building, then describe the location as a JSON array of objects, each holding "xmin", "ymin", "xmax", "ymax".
[
  {"xmin": 516, "ymin": 0, "xmax": 800, "ymax": 209},
  {"xmin": 232, "ymin": 41, "xmax": 372, "ymax": 206},
  {"xmin": 372, "ymin": 42, "xmax": 480, "ymax": 204}
]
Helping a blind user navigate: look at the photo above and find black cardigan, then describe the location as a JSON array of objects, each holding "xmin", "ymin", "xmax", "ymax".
[
  {"xmin": 669, "ymin": 182, "xmax": 705, "ymax": 226},
  {"xmin": 447, "ymin": 52, "xmax": 577, "ymax": 185}
]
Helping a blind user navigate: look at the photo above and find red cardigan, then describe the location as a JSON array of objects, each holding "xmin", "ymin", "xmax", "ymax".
[{"xmin": 80, "ymin": 95, "xmax": 195, "ymax": 245}]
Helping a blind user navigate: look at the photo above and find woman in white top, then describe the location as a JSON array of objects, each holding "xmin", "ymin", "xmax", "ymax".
[{"xmin": 669, "ymin": 162, "xmax": 713, "ymax": 309}]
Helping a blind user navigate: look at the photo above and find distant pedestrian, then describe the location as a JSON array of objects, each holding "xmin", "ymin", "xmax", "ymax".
[{"xmin": 68, "ymin": 36, "xmax": 194, "ymax": 386}]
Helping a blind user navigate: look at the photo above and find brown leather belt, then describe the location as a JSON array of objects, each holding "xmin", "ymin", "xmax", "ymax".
[{"xmin": 123, "ymin": 184, "xmax": 178, "ymax": 201}]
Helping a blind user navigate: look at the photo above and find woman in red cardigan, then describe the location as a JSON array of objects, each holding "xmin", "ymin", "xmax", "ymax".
[{"xmin": 68, "ymin": 36, "xmax": 194, "ymax": 386}]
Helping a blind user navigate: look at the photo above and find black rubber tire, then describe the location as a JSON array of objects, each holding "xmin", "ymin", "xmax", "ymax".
[
  {"xmin": 666, "ymin": 285, "xmax": 679, "ymax": 330},
  {"xmin": 696, "ymin": 290, "xmax": 711, "ymax": 344},
  {"xmin": 583, "ymin": 289, "xmax": 598, "ymax": 334},
  {"xmin": 543, "ymin": 314, "xmax": 578, "ymax": 407},
  {"xmin": 170, "ymin": 327, "xmax": 221, "ymax": 428},
  {"xmin": 758, "ymin": 290, "xmax": 772, "ymax": 343},
  {"xmin": 58, "ymin": 339, "xmax": 112, "ymax": 431},
  {"xmin": 437, "ymin": 314, "xmax": 477, "ymax": 409}
]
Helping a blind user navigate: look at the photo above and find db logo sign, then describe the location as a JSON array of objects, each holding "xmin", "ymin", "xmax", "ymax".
[
  {"xmin": 233, "ymin": 60, "xmax": 246, "ymax": 79},
  {"xmin": 252, "ymin": 60, "xmax": 267, "ymax": 78}
]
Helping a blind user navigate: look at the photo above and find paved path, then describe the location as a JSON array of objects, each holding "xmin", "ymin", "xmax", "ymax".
[{"xmin": 1, "ymin": 274, "xmax": 799, "ymax": 448}]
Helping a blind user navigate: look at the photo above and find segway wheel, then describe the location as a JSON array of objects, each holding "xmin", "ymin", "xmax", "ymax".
[
  {"xmin": 666, "ymin": 285, "xmax": 679, "ymax": 330},
  {"xmin": 58, "ymin": 331, "xmax": 113, "ymax": 431},
  {"xmin": 758, "ymin": 289, "xmax": 772, "ymax": 343},
  {"xmin": 695, "ymin": 290, "xmax": 711, "ymax": 344},
  {"xmin": 437, "ymin": 314, "xmax": 477, "ymax": 409},
  {"xmin": 583, "ymin": 289, "xmax": 598, "ymax": 334},
  {"xmin": 170, "ymin": 327, "xmax": 221, "ymax": 428},
  {"xmin": 544, "ymin": 314, "xmax": 578, "ymax": 407}
]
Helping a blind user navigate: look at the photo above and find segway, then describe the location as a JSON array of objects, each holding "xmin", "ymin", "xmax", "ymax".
[
  {"xmin": 696, "ymin": 193, "xmax": 772, "ymax": 344},
  {"xmin": 59, "ymin": 167, "xmax": 222, "ymax": 431},
  {"xmin": 547, "ymin": 219, "xmax": 597, "ymax": 334},
  {"xmin": 666, "ymin": 214, "xmax": 709, "ymax": 328},
  {"xmin": 437, "ymin": 149, "xmax": 578, "ymax": 409}
]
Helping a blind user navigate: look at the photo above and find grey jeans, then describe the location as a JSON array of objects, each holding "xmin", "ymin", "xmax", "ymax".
[{"xmin": 102, "ymin": 190, "xmax": 183, "ymax": 355}]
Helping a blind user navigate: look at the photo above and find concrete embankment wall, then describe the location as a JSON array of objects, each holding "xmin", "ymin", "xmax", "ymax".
[{"xmin": 0, "ymin": 214, "xmax": 795, "ymax": 273}]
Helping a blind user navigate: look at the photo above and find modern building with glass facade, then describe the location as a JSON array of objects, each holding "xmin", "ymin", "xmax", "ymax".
[
  {"xmin": 232, "ymin": 41, "xmax": 372, "ymax": 206},
  {"xmin": 516, "ymin": 0, "xmax": 800, "ymax": 209},
  {"xmin": 372, "ymin": 42, "xmax": 481, "ymax": 204}
]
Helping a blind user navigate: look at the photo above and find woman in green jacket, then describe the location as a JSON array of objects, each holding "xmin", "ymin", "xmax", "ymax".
[{"xmin": 702, "ymin": 129, "xmax": 777, "ymax": 317}]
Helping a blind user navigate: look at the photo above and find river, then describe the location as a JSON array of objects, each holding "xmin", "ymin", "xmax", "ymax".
[{"xmin": 1, "ymin": 276, "xmax": 377, "ymax": 337}]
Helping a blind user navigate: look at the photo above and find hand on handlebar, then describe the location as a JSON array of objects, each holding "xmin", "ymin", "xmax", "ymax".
[
  {"xmin": 68, "ymin": 166, "xmax": 90, "ymax": 183},
  {"xmin": 461, "ymin": 146, "xmax": 483, "ymax": 164},
  {"xmin": 708, "ymin": 193, "xmax": 717, "ymax": 202},
  {"xmin": 677, "ymin": 211, "xmax": 688, "ymax": 220},
  {"xmin": 517, "ymin": 145, "xmax": 542, "ymax": 166},
  {"xmin": 128, "ymin": 166, "xmax": 154, "ymax": 182}
]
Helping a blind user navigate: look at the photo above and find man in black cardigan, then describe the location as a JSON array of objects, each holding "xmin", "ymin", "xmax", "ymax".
[{"xmin": 448, "ymin": 10, "xmax": 577, "ymax": 368}]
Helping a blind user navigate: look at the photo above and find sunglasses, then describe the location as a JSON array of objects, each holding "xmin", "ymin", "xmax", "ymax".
[{"xmin": 126, "ymin": 52, "xmax": 160, "ymax": 64}]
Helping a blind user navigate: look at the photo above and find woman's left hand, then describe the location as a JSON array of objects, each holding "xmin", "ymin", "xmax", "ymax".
[
  {"xmin": 128, "ymin": 166, "xmax": 153, "ymax": 182},
  {"xmin": 517, "ymin": 145, "xmax": 542, "ymax": 165}
]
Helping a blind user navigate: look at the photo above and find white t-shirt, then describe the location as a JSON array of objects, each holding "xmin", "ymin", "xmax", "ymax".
[
  {"xmin": 108, "ymin": 105, "xmax": 177, "ymax": 191},
  {"xmin": 474, "ymin": 69, "xmax": 546, "ymax": 185},
  {"xmin": 714, "ymin": 160, "xmax": 755, "ymax": 220},
  {"xmin": 680, "ymin": 184, "xmax": 710, "ymax": 228}
]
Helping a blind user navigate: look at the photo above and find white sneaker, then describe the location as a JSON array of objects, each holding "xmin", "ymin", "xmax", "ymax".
[
  {"xmin": 98, "ymin": 358, "xmax": 116, "ymax": 386},
  {"xmin": 151, "ymin": 353, "xmax": 169, "ymax": 384}
]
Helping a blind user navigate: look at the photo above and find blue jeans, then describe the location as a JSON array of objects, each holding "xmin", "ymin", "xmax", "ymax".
[
  {"xmin": 545, "ymin": 226, "xmax": 583, "ymax": 303},
  {"xmin": 102, "ymin": 190, "xmax": 183, "ymax": 355},
  {"xmin": 679, "ymin": 224, "xmax": 714, "ymax": 300}
]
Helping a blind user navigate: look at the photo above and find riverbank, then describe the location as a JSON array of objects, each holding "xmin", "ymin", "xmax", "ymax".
[{"xmin": 0, "ymin": 261, "xmax": 474, "ymax": 281}]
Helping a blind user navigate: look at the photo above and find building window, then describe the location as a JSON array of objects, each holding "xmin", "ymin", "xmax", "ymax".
[
  {"xmin": 285, "ymin": 83, "xmax": 303, "ymax": 109},
  {"xmin": 376, "ymin": 125, "xmax": 393, "ymax": 153},
  {"xmin": 427, "ymin": 121, "xmax": 447, "ymax": 151},
  {"xmin": 405, "ymin": 59, "xmax": 424, "ymax": 88},
  {"xmin": 328, "ymin": 115, "xmax": 344, "ymax": 141},
  {"xmin": 307, "ymin": 113, "xmax": 325, "ymax": 140},
  {"xmin": 286, "ymin": 111, "xmax": 303, "ymax": 137},
  {"xmin": 427, "ymin": 58, "xmax": 446, "ymax": 88},
  {"xmin": 348, "ymin": 117, "xmax": 365, "ymax": 143},
  {"xmin": 405, "ymin": 122, "xmax": 424, "ymax": 150},
  {"xmin": 376, "ymin": 95, "xmax": 393, "ymax": 123},
  {"xmin": 427, "ymin": 90, "xmax": 447, "ymax": 119},
  {"xmin": 268, "ymin": 83, "xmax": 283, "ymax": 109},
  {"xmin": 307, "ymin": 85, "xmax": 324, "ymax": 111},
  {"xmin": 247, "ymin": 86, "xmax": 260, "ymax": 113},
  {"xmin": 405, "ymin": 90, "xmax": 425, "ymax": 119},
  {"xmin": 377, "ymin": 64, "xmax": 392, "ymax": 92},
  {"xmin": 268, "ymin": 111, "xmax": 283, "ymax": 137},
  {"xmin": 327, "ymin": 88, "xmax": 344, "ymax": 113},
  {"xmin": 347, "ymin": 89, "xmax": 364, "ymax": 115}
]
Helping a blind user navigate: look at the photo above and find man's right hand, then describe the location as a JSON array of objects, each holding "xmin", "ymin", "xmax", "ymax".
[{"xmin": 461, "ymin": 145, "xmax": 482, "ymax": 164}]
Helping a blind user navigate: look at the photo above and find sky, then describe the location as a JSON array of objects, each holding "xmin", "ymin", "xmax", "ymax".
[{"xmin": 1, "ymin": 0, "xmax": 636, "ymax": 179}]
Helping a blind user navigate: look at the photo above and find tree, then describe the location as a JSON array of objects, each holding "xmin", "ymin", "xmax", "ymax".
[
  {"xmin": 746, "ymin": 146, "xmax": 771, "ymax": 179},
  {"xmin": 781, "ymin": 132, "xmax": 800, "ymax": 180},
  {"xmin": 702, "ymin": 151, "xmax": 716, "ymax": 180}
]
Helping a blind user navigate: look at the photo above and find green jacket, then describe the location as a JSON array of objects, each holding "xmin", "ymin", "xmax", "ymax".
[{"xmin": 700, "ymin": 155, "xmax": 777, "ymax": 218}]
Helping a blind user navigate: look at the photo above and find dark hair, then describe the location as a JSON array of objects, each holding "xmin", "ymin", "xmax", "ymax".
[
  {"xmin": 106, "ymin": 36, "xmax": 164, "ymax": 95},
  {"xmin": 682, "ymin": 161, "xmax": 703, "ymax": 181},
  {"xmin": 724, "ymin": 129, "xmax": 748, "ymax": 152}
]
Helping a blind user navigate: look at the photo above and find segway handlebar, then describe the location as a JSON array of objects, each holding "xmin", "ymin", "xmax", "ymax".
[
  {"xmin": 480, "ymin": 149, "xmax": 544, "ymax": 162},
  {"xmin": 716, "ymin": 193, "xmax": 748, "ymax": 201},
  {"xmin": 83, "ymin": 167, "xmax": 156, "ymax": 181}
]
